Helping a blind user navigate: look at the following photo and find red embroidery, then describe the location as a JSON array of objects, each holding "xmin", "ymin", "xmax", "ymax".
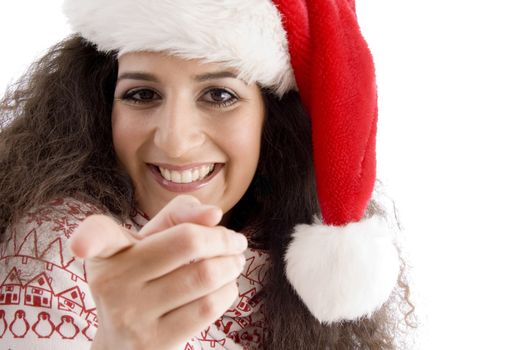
[
  {"xmin": 81, "ymin": 320, "xmax": 96, "ymax": 341},
  {"xmin": 56, "ymin": 315, "xmax": 80, "ymax": 339},
  {"xmin": 39, "ymin": 237, "xmax": 76, "ymax": 269},
  {"xmin": 197, "ymin": 327, "xmax": 227, "ymax": 347},
  {"xmin": 24, "ymin": 208, "xmax": 54, "ymax": 226},
  {"xmin": 32, "ymin": 311, "xmax": 55, "ymax": 338},
  {"xmin": 51, "ymin": 217, "xmax": 78, "ymax": 238},
  {"xmin": 9, "ymin": 310, "xmax": 30, "ymax": 338},
  {"xmin": 0, "ymin": 309, "xmax": 8, "ymax": 337},
  {"xmin": 0, "ymin": 268, "xmax": 23, "ymax": 305},
  {"xmin": 215, "ymin": 318, "xmax": 234, "ymax": 334},
  {"xmin": 1, "ymin": 197, "xmax": 270, "ymax": 348}
]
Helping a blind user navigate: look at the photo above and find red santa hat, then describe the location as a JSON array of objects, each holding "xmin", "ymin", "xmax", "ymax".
[{"xmin": 63, "ymin": 0, "xmax": 400, "ymax": 324}]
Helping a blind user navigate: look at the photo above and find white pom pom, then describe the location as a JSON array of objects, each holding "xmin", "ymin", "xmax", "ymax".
[{"xmin": 285, "ymin": 216, "xmax": 400, "ymax": 324}]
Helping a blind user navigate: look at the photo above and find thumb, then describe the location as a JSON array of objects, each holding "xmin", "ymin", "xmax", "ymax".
[
  {"xmin": 69, "ymin": 214, "xmax": 138, "ymax": 260},
  {"xmin": 139, "ymin": 195, "xmax": 223, "ymax": 237}
]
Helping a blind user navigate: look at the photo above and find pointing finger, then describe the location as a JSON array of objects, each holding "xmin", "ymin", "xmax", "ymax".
[
  {"xmin": 140, "ymin": 195, "xmax": 222, "ymax": 237},
  {"xmin": 69, "ymin": 214, "xmax": 138, "ymax": 260}
]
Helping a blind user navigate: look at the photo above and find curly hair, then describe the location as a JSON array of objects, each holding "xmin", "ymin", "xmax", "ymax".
[{"xmin": 0, "ymin": 36, "xmax": 416, "ymax": 349}]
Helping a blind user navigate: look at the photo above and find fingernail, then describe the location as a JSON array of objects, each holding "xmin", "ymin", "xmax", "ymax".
[
  {"xmin": 202, "ymin": 204, "xmax": 221, "ymax": 212},
  {"xmin": 234, "ymin": 233, "xmax": 248, "ymax": 251}
]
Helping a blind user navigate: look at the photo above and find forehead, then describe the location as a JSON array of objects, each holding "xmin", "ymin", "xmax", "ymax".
[{"xmin": 117, "ymin": 52, "xmax": 236, "ymax": 75}]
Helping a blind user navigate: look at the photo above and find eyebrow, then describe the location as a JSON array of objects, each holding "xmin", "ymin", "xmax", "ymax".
[
  {"xmin": 193, "ymin": 71, "xmax": 241, "ymax": 82},
  {"xmin": 116, "ymin": 70, "xmax": 244, "ymax": 84},
  {"xmin": 117, "ymin": 72, "xmax": 159, "ymax": 83}
]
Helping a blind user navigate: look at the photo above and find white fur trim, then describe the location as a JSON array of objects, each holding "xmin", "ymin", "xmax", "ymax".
[
  {"xmin": 285, "ymin": 216, "xmax": 400, "ymax": 323},
  {"xmin": 62, "ymin": 0, "xmax": 296, "ymax": 96}
]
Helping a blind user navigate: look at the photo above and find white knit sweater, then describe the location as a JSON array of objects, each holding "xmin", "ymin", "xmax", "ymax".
[{"xmin": 0, "ymin": 198, "xmax": 269, "ymax": 349}]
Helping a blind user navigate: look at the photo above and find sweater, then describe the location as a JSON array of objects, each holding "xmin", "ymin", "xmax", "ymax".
[{"xmin": 0, "ymin": 198, "xmax": 269, "ymax": 349}]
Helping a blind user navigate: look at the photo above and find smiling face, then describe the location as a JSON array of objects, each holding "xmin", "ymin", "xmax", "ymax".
[{"xmin": 112, "ymin": 52, "xmax": 265, "ymax": 218}]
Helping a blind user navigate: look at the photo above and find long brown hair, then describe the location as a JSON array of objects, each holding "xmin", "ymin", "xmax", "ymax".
[
  {"xmin": 0, "ymin": 36, "xmax": 133, "ymax": 235},
  {"xmin": 0, "ymin": 36, "xmax": 416, "ymax": 349}
]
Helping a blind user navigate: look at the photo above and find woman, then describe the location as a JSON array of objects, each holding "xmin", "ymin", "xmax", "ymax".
[{"xmin": 0, "ymin": 0, "xmax": 415, "ymax": 348}]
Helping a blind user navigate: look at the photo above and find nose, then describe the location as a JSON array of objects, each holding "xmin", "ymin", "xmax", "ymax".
[{"xmin": 153, "ymin": 98, "xmax": 206, "ymax": 158}]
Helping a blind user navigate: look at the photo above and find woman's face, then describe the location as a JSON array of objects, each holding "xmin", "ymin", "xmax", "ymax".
[{"xmin": 112, "ymin": 52, "xmax": 265, "ymax": 218}]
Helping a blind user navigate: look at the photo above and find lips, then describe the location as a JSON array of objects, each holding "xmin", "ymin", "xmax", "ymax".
[{"xmin": 148, "ymin": 163, "xmax": 223, "ymax": 193}]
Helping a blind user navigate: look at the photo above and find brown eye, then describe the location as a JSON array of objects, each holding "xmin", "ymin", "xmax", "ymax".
[
  {"xmin": 201, "ymin": 88, "xmax": 238, "ymax": 107},
  {"xmin": 122, "ymin": 88, "xmax": 161, "ymax": 104},
  {"xmin": 210, "ymin": 89, "xmax": 233, "ymax": 102}
]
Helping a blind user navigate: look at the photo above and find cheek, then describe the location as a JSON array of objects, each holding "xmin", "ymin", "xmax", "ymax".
[
  {"xmin": 216, "ymin": 112, "xmax": 263, "ymax": 213},
  {"xmin": 224, "ymin": 114, "xmax": 264, "ymax": 165}
]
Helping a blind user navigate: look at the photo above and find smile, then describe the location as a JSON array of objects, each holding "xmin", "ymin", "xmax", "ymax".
[
  {"xmin": 159, "ymin": 164, "xmax": 214, "ymax": 184},
  {"xmin": 148, "ymin": 163, "xmax": 223, "ymax": 193}
]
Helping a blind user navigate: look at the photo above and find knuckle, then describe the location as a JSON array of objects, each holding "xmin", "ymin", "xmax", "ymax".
[
  {"xmin": 218, "ymin": 227, "xmax": 232, "ymax": 250},
  {"xmin": 194, "ymin": 260, "xmax": 220, "ymax": 288},
  {"xmin": 176, "ymin": 224, "xmax": 202, "ymax": 253},
  {"xmin": 198, "ymin": 294, "xmax": 221, "ymax": 319},
  {"xmin": 198, "ymin": 282, "xmax": 239, "ymax": 319}
]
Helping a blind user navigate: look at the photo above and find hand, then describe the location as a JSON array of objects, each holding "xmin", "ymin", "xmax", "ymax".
[{"xmin": 69, "ymin": 195, "xmax": 248, "ymax": 350}]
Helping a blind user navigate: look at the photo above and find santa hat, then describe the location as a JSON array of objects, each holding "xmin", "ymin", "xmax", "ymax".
[{"xmin": 63, "ymin": 0, "xmax": 400, "ymax": 324}]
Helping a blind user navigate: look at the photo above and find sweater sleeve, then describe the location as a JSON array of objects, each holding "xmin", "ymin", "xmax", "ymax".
[{"xmin": 0, "ymin": 198, "xmax": 107, "ymax": 350}]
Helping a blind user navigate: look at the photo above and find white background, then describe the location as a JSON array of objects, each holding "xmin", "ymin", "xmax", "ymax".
[{"xmin": 1, "ymin": 1, "xmax": 525, "ymax": 349}]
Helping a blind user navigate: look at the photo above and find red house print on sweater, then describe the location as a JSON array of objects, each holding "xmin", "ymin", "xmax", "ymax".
[
  {"xmin": 0, "ymin": 268, "xmax": 23, "ymax": 306},
  {"xmin": 57, "ymin": 286, "xmax": 85, "ymax": 316},
  {"xmin": 24, "ymin": 273, "xmax": 53, "ymax": 309}
]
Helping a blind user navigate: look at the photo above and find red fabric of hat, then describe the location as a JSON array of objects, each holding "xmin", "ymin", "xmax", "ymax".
[
  {"xmin": 274, "ymin": 0, "xmax": 377, "ymax": 226},
  {"xmin": 275, "ymin": 0, "xmax": 400, "ymax": 323}
]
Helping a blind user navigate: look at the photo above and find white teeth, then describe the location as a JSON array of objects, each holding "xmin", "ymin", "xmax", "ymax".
[
  {"xmin": 171, "ymin": 171, "xmax": 182, "ymax": 183},
  {"xmin": 198, "ymin": 166, "xmax": 208, "ymax": 178},
  {"xmin": 160, "ymin": 167, "xmax": 168, "ymax": 179},
  {"xmin": 191, "ymin": 169, "xmax": 199, "ymax": 182},
  {"xmin": 181, "ymin": 170, "xmax": 192, "ymax": 183},
  {"xmin": 158, "ymin": 164, "xmax": 215, "ymax": 184}
]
